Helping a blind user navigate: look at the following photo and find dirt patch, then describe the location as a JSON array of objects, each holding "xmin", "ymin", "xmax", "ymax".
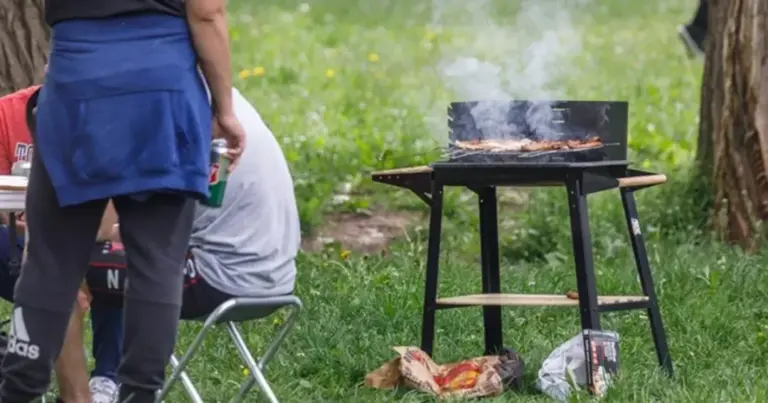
[{"xmin": 301, "ymin": 210, "xmax": 422, "ymax": 254}]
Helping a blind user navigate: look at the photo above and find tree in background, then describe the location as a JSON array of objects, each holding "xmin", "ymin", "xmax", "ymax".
[
  {"xmin": 697, "ymin": 0, "xmax": 768, "ymax": 251},
  {"xmin": 0, "ymin": 0, "xmax": 48, "ymax": 95}
]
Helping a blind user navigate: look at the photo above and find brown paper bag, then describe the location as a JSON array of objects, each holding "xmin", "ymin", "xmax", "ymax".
[{"xmin": 365, "ymin": 346, "xmax": 504, "ymax": 399}]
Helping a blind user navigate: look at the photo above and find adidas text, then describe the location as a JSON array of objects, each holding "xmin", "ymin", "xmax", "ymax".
[
  {"xmin": 7, "ymin": 336, "xmax": 39, "ymax": 360},
  {"xmin": 8, "ymin": 307, "xmax": 40, "ymax": 360}
]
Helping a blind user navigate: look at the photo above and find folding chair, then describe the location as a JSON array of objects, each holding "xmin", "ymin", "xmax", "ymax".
[{"xmin": 156, "ymin": 296, "xmax": 302, "ymax": 403}]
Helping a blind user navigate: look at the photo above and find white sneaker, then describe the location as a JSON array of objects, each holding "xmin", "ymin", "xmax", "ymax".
[{"xmin": 89, "ymin": 376, "xmax": 119, "ymax": 403}]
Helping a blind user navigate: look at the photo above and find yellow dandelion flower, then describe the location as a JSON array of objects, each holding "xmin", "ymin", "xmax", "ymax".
[
  {"xmin": 252, "ymin": 66, "xmax": 265, "ymax": 77},
  {"xmin": 340, "ymin": 250, "xmax": 351, "ymax": 260},
  {"xmin": 242, "ymin": 366, "xmax": 250, "ymax": 377},
  {"xmin": 325, "ymin": 68, "xmax": 335, "ymax": 78},
  {"xmin": 238, "ymin": 69, "xmax": 252, "ymax": 80},
  {"xmin": 367, "ymin": 53, "xmax": 380, "ymax": 63}
]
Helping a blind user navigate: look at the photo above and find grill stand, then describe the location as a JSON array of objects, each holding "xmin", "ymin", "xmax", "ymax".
[{"xmin": 372, "ymin": 164, "xmax": 673, "ymax": 377}]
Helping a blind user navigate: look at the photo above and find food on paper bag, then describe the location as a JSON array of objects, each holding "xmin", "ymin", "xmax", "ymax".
[
  {"xmin": 434, "ymin": 361, "xmax": 482, "ymax": 391},
  {"xmin": 365, "ymin": 346, "xmax": 515, "ymax": 399}
]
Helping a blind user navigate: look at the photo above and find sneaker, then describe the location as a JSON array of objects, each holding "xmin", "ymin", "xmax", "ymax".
[
  {"xmin": 89, "ymin": 376, "xmax": 119, "ymax": 403},
  {"xmin": 678, "ymin": 24, "xmax": 706, "ymax": 58}
]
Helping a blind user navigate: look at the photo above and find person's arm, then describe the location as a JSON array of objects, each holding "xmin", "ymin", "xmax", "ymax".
[
  {"xmin": 186, "ymin": 0, "xmax": 234, "ymax": 116},
  {"xmin": 96, "ymin": 201, "xmax": 121, "ymax": 242},
  {"xmin": 54, "ymin": 301, "xmax": 91, "ymax": 403}
]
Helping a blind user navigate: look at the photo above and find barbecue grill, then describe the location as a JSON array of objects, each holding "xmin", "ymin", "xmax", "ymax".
[
  {"xmin": 446, "ymin": 100, "xmax": 628, "ymax": 164},
  {"xmin": 371, "ymin": 98, "xmax": 674, "ymax": 384}
]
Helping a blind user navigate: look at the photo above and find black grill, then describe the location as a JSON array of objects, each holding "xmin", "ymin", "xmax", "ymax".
[
  {"xmin": 445, "ymin": 100, "xmax": 629, "ymax": 165},
  {"xmin": 371, "ymin": 99, "xmax": 673, "ymax": 380}
]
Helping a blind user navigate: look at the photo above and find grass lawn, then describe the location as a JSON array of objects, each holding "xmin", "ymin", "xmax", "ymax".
[{"xmin": 35, "ymin": 0, "xmax": 768, "ymax": 401}]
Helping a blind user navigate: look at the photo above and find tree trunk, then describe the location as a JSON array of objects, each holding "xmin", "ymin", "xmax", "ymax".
[
  {"xmin": 0, "ymin": 0, "xmax": 49, "ymax": 96},
  {"xmin": 696, "ymin": 0, "xmax": 768, "ymax": 251}
]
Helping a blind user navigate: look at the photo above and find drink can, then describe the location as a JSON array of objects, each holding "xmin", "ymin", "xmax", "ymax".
[
  {"xmin": 11, "ymin": 161, "xmax": 31, "ymax": 177},
  {"xmin": 205, "ymin": 139, "xmax": 231, "ymax": 207}
]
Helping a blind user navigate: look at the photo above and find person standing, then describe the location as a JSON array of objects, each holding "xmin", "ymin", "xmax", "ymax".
[{"xmin": 0, "ymin": 2, "xmax": 246, "ymax": 403}]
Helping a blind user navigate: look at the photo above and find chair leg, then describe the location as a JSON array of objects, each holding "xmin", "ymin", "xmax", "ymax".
[
  {"xmin": 231, "ymin": 303, "xmax": 302, "ymax": 402},
  {"xmin": 227, "ymin": 323, "xmax": 279, "ymax": 403},
  {"xmin": 259, "ymin": 302, "xmax": 302, "ymax": 367},
  {"xmin": 169, "ymin": 354, "xmax": 204, "ymax": 403},
  {"xmin": 156, "ymin": 317, "xmax": 220, "ymax": 402}
]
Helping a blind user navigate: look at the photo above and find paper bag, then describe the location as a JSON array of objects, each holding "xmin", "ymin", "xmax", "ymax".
[{"xmin": 365, "ymin": 346, "xmax": 505, "ymax": 399}]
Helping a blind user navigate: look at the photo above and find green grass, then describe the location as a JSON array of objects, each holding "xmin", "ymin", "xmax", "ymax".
[{"xmin": 53, "ymin": 0, "xmax": 768, "ymax": 401}]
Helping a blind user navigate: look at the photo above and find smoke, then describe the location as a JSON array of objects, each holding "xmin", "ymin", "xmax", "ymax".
[{"xmin": 429, "ymin": 0, "xmax": 591, "ymax": 140}]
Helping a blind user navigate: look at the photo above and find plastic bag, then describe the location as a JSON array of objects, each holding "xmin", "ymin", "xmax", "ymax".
[{"xmin": 536, "ymin": 330, "xmax": 619, "ymax": 401}]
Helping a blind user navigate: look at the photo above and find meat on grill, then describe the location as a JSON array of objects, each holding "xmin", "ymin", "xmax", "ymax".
[
  {"xmin": 453, "ymin": 139, "xmax": 532, "ymax": 152},
  {"xmin": 454, "ymin": 136, "xmax": 601, "ymax": 153}
]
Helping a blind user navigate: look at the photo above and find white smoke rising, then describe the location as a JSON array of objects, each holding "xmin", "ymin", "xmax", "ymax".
[{"xmin": 429, "ymin": 0, "xmax": 590, "ymax": 140}]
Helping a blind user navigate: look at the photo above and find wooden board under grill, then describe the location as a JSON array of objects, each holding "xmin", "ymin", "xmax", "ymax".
[{"xmin": 453, "ymin": 136, "xmax": 602, "ymax": 153}]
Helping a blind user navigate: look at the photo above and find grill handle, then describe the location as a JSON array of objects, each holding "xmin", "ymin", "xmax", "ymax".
[{"xmin": 617, "ymin": 174, "xmax": 667, "ymax": 188}]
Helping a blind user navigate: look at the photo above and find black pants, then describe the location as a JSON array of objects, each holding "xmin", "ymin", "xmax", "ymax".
[
  {"xmin": 87, "ymin": 242, "xmax": 234, "ymax": 320},
  {"xmin": 0, "ymin": 155, "xmax": 195, "ymax": 403}
]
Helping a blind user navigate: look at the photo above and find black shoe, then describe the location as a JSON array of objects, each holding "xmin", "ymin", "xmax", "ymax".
[{"xmin": 678, "ymin": 24, "xmax": 706, "ymax": 58}]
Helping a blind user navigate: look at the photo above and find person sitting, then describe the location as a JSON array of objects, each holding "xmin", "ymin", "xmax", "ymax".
[
  {"xmin": 0, "ymin": 87, "xmax": 300, "ymax": 402},
  {"xmin": 0, "ymin": 85, "xmax": 37, "ymax": 232}
]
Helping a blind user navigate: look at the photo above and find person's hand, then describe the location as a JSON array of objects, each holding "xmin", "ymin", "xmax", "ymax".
[
  {"xmin": 76, "ymin": 287, "xmax": 91, "ymax": 312},
  {"xmin": 15, "ymin": 212, "xmax": 25, "ymax": 232},
  {"xmin": 15, "ymin": 219, "xmax": 25, "ymax": 235},
  {"xmin": 212, "ymin": 112, "xmax": 246, "ymax": 171}
]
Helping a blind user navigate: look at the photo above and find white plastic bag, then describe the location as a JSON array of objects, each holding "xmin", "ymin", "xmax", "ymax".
[
  {"xmin": 536, "ymin": 330, "xmax": 620, "ymax": 401},
  {"xmin": 536, "ymin": 334, "xmax": 588, "ymax": 401}
]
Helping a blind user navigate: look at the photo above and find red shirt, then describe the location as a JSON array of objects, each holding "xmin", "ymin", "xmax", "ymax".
[{"xmin": 0, "ymin": 86, "xmax": 38, "ymax": 175}]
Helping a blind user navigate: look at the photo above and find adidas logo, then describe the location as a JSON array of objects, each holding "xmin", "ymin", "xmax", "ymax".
[{"xmin": 7, "ymin": 307, "xmax": 39, "ymax": 360}]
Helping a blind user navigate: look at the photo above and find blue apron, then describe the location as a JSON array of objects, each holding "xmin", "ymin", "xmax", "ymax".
[{"xmin": 36, "ymin": 13, "xmax": 211, "ymax": 206}]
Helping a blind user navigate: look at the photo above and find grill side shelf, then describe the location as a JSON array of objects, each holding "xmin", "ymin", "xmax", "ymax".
[
  {"xmin": 370, "ymin": 165, "xmax": 666, "ymax": 201},
  {"xmin": 371, "ymin": 166, "xmax": 434, "ymax": 205}
]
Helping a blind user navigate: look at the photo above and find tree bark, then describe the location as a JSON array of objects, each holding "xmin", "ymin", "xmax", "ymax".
[
  {"xmin": 697, "ymin": 0, "xmax": 768, "ymax": 251},
  {"xmin": 0, "ymin": 0, "xmax": 49, "ymax": 96}
]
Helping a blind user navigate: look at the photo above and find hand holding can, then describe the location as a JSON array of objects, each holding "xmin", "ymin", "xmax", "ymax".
[
  {"xmin": 212, "ymin": 112, "xmax": 245, "ymax": 172},
  {"xmin": 205, "ymin": 139, "xmax": 231, "ymax": 207}
]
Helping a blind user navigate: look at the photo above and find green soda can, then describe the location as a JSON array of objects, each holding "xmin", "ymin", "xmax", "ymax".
[{"xmin": 205, "ymin": 138, "xmax": 231, "ymax": 207}]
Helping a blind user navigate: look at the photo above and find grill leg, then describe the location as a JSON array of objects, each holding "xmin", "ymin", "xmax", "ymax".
[
  {"xmin": 566, "ymin": 176, "xmax": 601, "ymax": 330},
  {"xmin": 478, "ymin": 186, "xmax": 503, "ymax": 355},
  {"xmin": 420, "ymin": 181, "xmax": 444, "ymax": 356},
  {"xmin": 620, "ymin": 189, "xmax": 673, "ymax": 376}
]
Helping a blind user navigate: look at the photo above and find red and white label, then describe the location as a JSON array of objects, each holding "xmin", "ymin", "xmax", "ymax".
[{"xmin": 209, "ymin": 163, "xmax": 220, "ymax": 185}]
